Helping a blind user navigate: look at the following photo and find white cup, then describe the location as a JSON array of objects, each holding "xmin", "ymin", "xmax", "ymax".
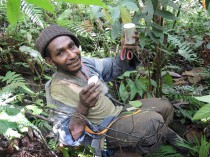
[{"xmin": 123, "ymin": 23, "xmax": 136, "ymax": 45}]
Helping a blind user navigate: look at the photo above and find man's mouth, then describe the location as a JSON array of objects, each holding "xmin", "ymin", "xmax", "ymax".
[{"xmin": 67, "ymin": 57, "xmax": 80, "ymax": 66}]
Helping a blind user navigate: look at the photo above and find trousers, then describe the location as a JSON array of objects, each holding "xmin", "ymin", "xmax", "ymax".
[{"xmin": 106, "ymin": 98, "xmax": 174, "ymax": 154}]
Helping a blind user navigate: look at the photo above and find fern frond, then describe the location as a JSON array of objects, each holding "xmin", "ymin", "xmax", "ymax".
[
  {"xmin": 20, "ymin": 0, "xmax": 44, "ymax": 28},
  {"xmin": 0, "ymin": 71, "xmax": 24, "ymax": 84},
  {"xmin": 0, "ymin": 71, "xmax": 34, "ymax": 94},
  {"xmin": 58, "ymin": 21, "xmax": 95, "ymax": 41},
  {"xmin": 0, "ymin": 0, "xmax": 44, "ymax": 27},
  {"xmin": 0, "ymin": 92, "xmax": 16, "ymax": 106},
  {"xmin": 174, "ymin": 85, "xmax": 195, "ymax": 94},
  {"xmin": 32, "ymin": 119, "xmax": 52, "ymax": 131},
  {"xmin": 167, "ymin": 34, "xmax": 197, "ymax": 61},
  {"xmin": 145, "ymin": 145, "xmax": 182, "ymax": 157},
  {"xmin": 0, "ymin": 0, "xmax": 6, "ymax": 5},
  {"xmin": 177, "ymin": 108, "xmax": 194, "ymax": 121}
]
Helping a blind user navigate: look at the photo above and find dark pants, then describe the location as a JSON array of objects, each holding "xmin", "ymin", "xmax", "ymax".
[{"xmin": 107, "ymin": 98, "xmax": 174, "ymax": 154}]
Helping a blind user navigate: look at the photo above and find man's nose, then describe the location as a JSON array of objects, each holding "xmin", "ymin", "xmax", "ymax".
[{"xmin": 66, "ymin": 49, "xmax": 76, "ymax": 58}]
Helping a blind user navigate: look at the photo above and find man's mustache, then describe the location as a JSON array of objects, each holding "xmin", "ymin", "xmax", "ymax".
[{"xmin": 67, "ymin": 56, "xmax": 80, "ymax": 65}]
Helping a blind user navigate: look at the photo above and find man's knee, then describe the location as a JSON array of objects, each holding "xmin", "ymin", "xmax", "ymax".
[
  {"xmin": 136, "ymin": 112, "xmax": 167, "ymax": 154},
  {"xmin": 158, "ymin": 98, "xmax": 174, "ymax": 112}
]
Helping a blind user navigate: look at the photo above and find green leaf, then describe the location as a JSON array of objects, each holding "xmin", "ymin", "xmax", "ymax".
[
  {"xmin": 154, "ymin": 10, "xmax": 178, "ymax": 20},
  {"xmin": 122, "ymin": 71, "xmax": 137, "ymax": 77},
  {"xmin": 25, "ymin": 105, "xmax": 43, "ymax": 115},
  {"xmin": 35, "ymin": 99, "xmax": 44, "ymax": 106},
  {"xmin": 119, "ymin": 82, "xmax": 129, "ymax": 102},
  {"xmin": 5, "ymin": 107, "xmax": 19, "ymax": 116},
  {"xmin": 19, "ymin": 46, "xmax": 42, "ymax": 59},
  {"xmin": 111, "ymin": 6, "xmax": 120, "ymax": 20},
  {"xmin": 163, "ymin": 72, "xmax": 173, "ymax": 86},
  {"xmin": 129, "ymin": 100, "xmax": 142, "ymax": 108},
  {"xmin": 151, "ymin": 22, "xmax": 165, "ymax": 31},
  {"xmin": 122, "ymin": 1, "xmax": 138, "ymax": 11},
  {"xmin": 207, "ymin": 43, "xmax": 210, "ymax": 49},
  {"xmin": 57, "ymin": 0, "xmax": 105, "ymax": 7},
  {"xmin": 159, "ymin": 0, "xmax": 179, "ymax": 9},
  {"xmin": 46, "ymin": 103, "xmax": 57, "ymax": 109},
  {"xmin": 150, "ymin": 79, "xmax": 157, "ymax": 88},
  {"xmin": 193, "ymin": 103, "xmax": 210, "ymax": 120},
  {"xmin": 135, "ymin": 78, "xmax": 147, "ymax": 91},
  {"xmin": 5, "ymin": 128, "xmax": 21, "ymax": 139},
  {"xmin": 25, "ymin": 0, "xmax": 54, "ymax": 13},
  {"xmin": 199, "ymin": 136, "xmax": 210, "ymax": 157},
  {"xmin": 142, "ymin": 0, "xmax": 154, "ymax": 23},
  {"xmin": 120, "ymin": 6, "xmax": 131, "ymax": 23},
  {"xmin": 127, "ymin": 79, "xmax": 137, "ymax": 100},
  {"xmin": 7, "ymin": 0, "xmax": 20, "ymax": 25},
  {"xmin": 0, "ymin": 119, "xmax": 18, "ymax": 133},
  {"xmin": 103, "ymin": 8, "xmax": 112, "ymax": 24},
  {"xmin": 111, "ymin": 20, "xmax": 121, "ymax": 40},
  {"xmin": 194, "ymin": 95, "xmax": 210, "ymax": 103},
  {"xmin": 208, "ymin": 2, "xmax": 210, "ymax": 15},
  {"xmin": 21, "ymin": 85, "xmax": 35, "ymax": 94}
]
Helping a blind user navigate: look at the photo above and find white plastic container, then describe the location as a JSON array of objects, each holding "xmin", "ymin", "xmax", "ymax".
[{"xmin": 123, "ymin": 23, "xmax": 136, "ymax": 45}]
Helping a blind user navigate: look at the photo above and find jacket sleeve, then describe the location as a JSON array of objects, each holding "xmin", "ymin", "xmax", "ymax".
[{"xmin": 92, "ymin": 54, "xmax": 131, "ymax": 82}]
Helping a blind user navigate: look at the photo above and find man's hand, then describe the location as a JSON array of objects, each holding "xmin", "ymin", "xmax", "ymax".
[
  {"xmin": 121, "ymin": 31, "xmax": 140, "ymax": 60},
  {"xmin": 69, "ymin": 82, "xmax": 101, "ymax": 141},
  {"xmin": 77, "ymin": 82, "xmax": 101, "ymax": 115}
]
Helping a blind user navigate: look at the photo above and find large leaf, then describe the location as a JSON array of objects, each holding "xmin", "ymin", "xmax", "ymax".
[
  {"xmin": 207, "ymin": 43, "xmax": 210, "ymax": 49},
  {"xmin": 121, "ymin": 1, "xmax": 138, "ymax": 11},
  {"xmin": 57, "ymin": 0, "xmax": 105, "ymax": 7},
  {"xmin": 142, "ymin": 0, "xmax": 154, "ymax": 23},
  {"xmin": 111, "ymin": 20, "xmax": 121, "ymax": 40},
  {"xmin": 193, "ymin": 103, "xmax": 210, "ymax": 120},
  {"xmin": 25, "ymin": 105, "xmax": 43, "ymax": 115},
  {"xmin": 119, "ymin": 82, "xmax": 129, "ymax": 102},
  {"xmin": 7, "ymin": 0, "xmax": 20, "ymax": 25},
  {"xmin": 127, "ymin": 79, "xmax": 137, "ymax": 100},
  {"xmin": 120, "ymin": 6, "xmax": 131, "ymax": 23},
  {"xmin": 129, "ymin": 100, "xmax": 142, "ymax": 108},
  {"xmin": 0, "ymin": 120, "xmax": 17, "ymax": 134},
  {"xmin": 103, "ymin": 8, "xmax": 112, "ymax": 24},
  {"xmin": 135, "ymin": 78, "xmax": 147, "ymax": 97},
  {"xmin": 151, "ymin": 22, "xmax": 165, "ymax": 31},
  {"xmin": 194, "ymin": 95, "xmax": 210, "ymax": 103},
  {"xmin": 135, "ymin": 78, "xmax": 147, "ymax": 91},
  {"xmin": 111, "ymin": 6, "xmax": 120, "ymax": 20},
  {"xmin": 154, "ymin": 10, "xmax": 178, "ymax": 20},
  {"xmin": 25, "ymin": 0, "xmax": 54, "ymax": 13},
  {"xmin": 19, "ymin": 46, "xmax": 42, "ymax": 59},
  {"xmin": 159, "ymin": 0, "xmax": 179, "ymax": 9},
  {"xmin": 163, "ymin": 72, "xmax": 173, "ymax": 86}
]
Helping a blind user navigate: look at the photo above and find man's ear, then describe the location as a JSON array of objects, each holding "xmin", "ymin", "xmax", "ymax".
[{"xmin": 45, "ymin": 57, "xmax": 55, "ymax": 66}]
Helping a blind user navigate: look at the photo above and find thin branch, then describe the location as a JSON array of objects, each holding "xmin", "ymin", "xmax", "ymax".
[{"xmin": 25, "ymin": 111, "xmax": 53, "ymax": 124}]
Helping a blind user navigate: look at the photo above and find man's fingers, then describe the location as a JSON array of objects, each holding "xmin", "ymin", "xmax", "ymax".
[
  {"xmin": 86, "ymin": 90, "xmax": 101, "ymax": 107},
  {"xmin": 84, "ymin": 83, "xmax": 101, "ymax": 97},
  {"xmin": 80, "ymin": 82, "xmax": 100, "ymax": 95},
  {"xmin": 80, "ymin": 83, "xmax": 95, "ymax": 95}
]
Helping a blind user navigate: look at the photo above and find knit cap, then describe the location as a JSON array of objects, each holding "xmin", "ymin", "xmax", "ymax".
[{"xmin": 35, "ymin": 25, "xmax": 80, "ymax": 57}]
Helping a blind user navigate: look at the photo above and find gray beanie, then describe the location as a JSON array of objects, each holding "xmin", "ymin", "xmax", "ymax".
[{"xmin": 35, "ymin": 24, "xmax": 80, "ymax": 57}]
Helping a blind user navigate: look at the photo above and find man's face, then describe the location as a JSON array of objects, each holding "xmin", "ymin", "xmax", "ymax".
[{"xmin": 46, "ymin": 36, "xmax": 81, "ymax": 73}]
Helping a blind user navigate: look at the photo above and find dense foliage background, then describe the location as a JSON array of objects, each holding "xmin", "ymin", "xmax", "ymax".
[{"xmin": 0, "ymin": 0, "xmax": 210, "ymax": 156}]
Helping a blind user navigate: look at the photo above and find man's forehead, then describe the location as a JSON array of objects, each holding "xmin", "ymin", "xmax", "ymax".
[{"xmin": 48, "ymin": 35, "xmax": 74, "ymax": 48}]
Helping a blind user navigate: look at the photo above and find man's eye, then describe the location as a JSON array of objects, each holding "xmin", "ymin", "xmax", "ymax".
[
  {"xmin": 57, "ymin": 52, "xmax": 63, "ymax": 56},
  {"xmin": 69, "ymin": 44, "xmax": 75, "ymax": 49}
]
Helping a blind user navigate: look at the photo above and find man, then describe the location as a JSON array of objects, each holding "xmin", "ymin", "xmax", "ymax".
[{"xmin": 35, "ymin": 25, "xmax": 183, "ymax": 156}]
